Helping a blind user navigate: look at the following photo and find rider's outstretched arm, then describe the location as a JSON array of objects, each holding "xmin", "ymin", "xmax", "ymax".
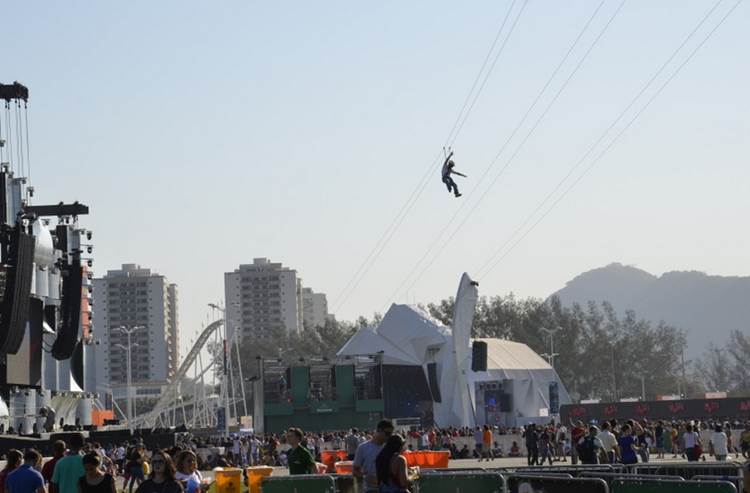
[{"xmin": 443, "ymin": 151, "xmax": 454, "ymax": 168}]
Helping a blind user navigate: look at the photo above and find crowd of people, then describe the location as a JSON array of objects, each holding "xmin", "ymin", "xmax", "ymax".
[
  {"xmin": 520, "ymin": 418, "xmax": 750, "ymax": 466},
  {"xmin": 0, "ymin": 418, "xmax": 748, "ymax": 493},
  {"xmin": 0, "ymin": 433, "xmax": 215, "ymax": 493}
]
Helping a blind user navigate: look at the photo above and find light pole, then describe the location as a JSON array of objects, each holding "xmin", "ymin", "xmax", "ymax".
[
  {"xmin": 540, "ymin": 327, "xmax": 560, "ymax": 369},
  {"xmin": 115, "ymin": 325, "xmax": 143, "ymax": 433}
]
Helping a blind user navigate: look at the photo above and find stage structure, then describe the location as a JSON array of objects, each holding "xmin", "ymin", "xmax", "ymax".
[
  {"xmin": 337, "ymin": 273, "xmax": 571, "ymax": 428},
  {"xmin": 0, "ymin": 82, "xmax": 96, "ymax": 433},
  {"xmin": 256, "ymin": 354, "xmax": 385, "ymax": 434}
]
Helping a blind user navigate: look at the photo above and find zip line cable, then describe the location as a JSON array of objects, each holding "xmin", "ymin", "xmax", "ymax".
[
  {"xmin": 331, "ymin": 0, "xmax": 526, "ymax": 313},
  {"xmin": 477, "ymin": 0, "xmax": 742, "ymax": 281},
  {"xmin": 382, "ymin": 0, "xmax": 625, "ymax": 309},
  {"xmin": 475, "ymin": 0, "xmax": 726, "ymax": 279}
]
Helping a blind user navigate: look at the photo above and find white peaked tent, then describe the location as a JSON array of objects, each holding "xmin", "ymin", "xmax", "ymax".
[{"xmin": 337, "ymin": 273, "xmax": 570, "ymax": 427}]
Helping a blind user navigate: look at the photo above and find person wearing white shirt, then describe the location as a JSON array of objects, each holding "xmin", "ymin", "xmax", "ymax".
[
  {"xmin": 710, "ymin": 425, "xmax": 729, "ymax": 461},
  {"xmin": 596, "ymin": 422, "xmax": 619, "ymax": 464}
]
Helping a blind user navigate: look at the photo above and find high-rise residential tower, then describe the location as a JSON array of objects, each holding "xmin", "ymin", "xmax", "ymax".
[
  {"xmin": 91, "ymin": 264, "xmax": 179, "ymax": 402},
  {"xmin": 224, "ymin": 258, "xmax": 329, "ymax": 340}
]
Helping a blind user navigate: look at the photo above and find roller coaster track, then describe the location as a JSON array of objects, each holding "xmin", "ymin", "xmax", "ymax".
[{"xmin": 136, "ymin": 319, "xmax": 224, "ymax": 428}]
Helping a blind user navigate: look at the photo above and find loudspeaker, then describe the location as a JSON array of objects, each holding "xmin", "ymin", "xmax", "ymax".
[
  {"xmin": 499, "ymin": 393, "xmax": 512, "ymax": 412},
  {"xmin": 471, "ymin": 341, "xmax": 487, "ymax": 372},
  {"xmin": 51, "ymin": 257, "xmax": 82, "ymax": 360},
  {"xmin": 426, "ymin": 362, "xmax": 442, "ymax": 403},
  {"xmin": 0, "ymin": 228, "xmax": 35, "ymax": 355},
  {"xmin": 549, "ymin": 381, "xmax": 560, "ymax": 414}
]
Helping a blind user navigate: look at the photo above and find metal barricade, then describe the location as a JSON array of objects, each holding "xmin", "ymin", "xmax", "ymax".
[
  {"xmin": 580, "ymin": 471, "xmax": 685, "ymax": 486},
  {"xmin": 693, "ymin": 475, "xmax": 744, "ymax": 493},
  {"xmin": 499, "ymin": 464, "xmax": 616, "ymax": 477},
  {"xmin": 611, "ymin": 479, "xmax": 737, "ymax": 493},
  {"xmin": 507, "ymin": 475, "xmax": 609, "ymax": 493},
  {"xmin": 260, "ymin": 474, "xmax": 336, "ymax": 493},
  {"xmin": 631, "ymin": 462, "xmax": 744, "ymax": 481},
  {"xmin": 415, "ymin": 470, "xmax": 506, "ymax": 493},
  {"xmin": 329, "ymin": 474, "xmax": 357, "ymax": 493}
]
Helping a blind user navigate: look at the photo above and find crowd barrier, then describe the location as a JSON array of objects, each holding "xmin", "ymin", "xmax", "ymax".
[
  {"xmin": 254, "ymin": 460, "xmax": 747, "ymax": 493},
  {"xmin": 631, "ymin": 462, "xmax": 745, "ymax": 480},
  {"xmin": 261, "ymin": 474, "xmax": 336, "ymax": 493},
  {"xmin": 507, "ymin": 475, "xmax": 610, "ymax": 493},
  {"xmin": 415, "ymin": 471, "xmax": 505, "ymax": 493},
  {"xmin": 611, "ymin": 479, "xmax": 737, "ymax": 493}
]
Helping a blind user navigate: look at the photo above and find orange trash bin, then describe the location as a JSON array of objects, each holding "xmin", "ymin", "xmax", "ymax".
[{"xmin": 246, "ymin": 466, "xmax": 273, "ymax": 493}]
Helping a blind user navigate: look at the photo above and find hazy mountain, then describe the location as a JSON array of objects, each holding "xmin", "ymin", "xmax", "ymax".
[{"xmin": 551, "ymin": 263, "xmax": 750, "ymax": 358}]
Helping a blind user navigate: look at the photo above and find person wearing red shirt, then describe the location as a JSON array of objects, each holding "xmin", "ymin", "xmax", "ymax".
[
  {"xmin": 42, "ymin": 441, "xmax": 67, "ymax": 487},
  {"xmin": 570, "ymin": 420, "xmax": 587, "ymax": 465}
]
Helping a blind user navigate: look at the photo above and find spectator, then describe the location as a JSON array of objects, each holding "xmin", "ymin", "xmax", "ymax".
[
  {"xmin": 538, "ymin": 426, "xmax": 553, "ymax": 466},
  {"xmin": 597, "ymin": 422, "xmax": 619, "ymax": 464},
  {"xmin": 577, "ymin": 426, "xmax": 604, "ymax": 465},
  {"xmin": 115, "ymin": 445, "xmax": 126, "ymax": 475},
  {"xmin": 570, "ymin": 421, "xmax": 586, "ymax": 465},
  {"xmin": 286, "ymin": 428, "xmax": 315, "ymax": 475},
  {"xmin": 375, "ymin": 435, "xmax": 414, "ymax": 493},
  {"xmin": 491, "ymin": 442, "xmax": 504, "ymax": 458},
  {"xmin": 345, "ymin": 429, "xmax": 360, "ymax": 461},
  {"xmin": 0, "ymin": 450, "xmax": 23, "ymax": 493},
  {"xmin": 42, "ymin": 442, "xmax": 66, "ymax": 487},
  {"xmin": 481, "ymin": 425, "xmax": 494, "ymax": 462},
  {"xmin": 509, "ymin": 442, "xmax": 521, "ymax": 458},
  {"xmin": 135, "ymin": 450, "xmax": 182, "ymax": 493},
  {"xmin": 556, "ymin": 423, "xmax": 568, "ymax": 462},
  {"xmin": 741, "ymin": 423, "xmax": 750, "ymax": 459},
  {"xmin": 709, "ymin": 424, "xmax": 729, "ymax": 461},
  {"xmin": 654, "ymin": 420, "xmax": 666, "ymax": 459},
  {"xmin": 683, "ymin": 424, "xmax": 701, "ymax": 462},
  {"xmin": 78, "ymin": 454, "xmax": 116, "ymax": 493},
  {"xmin": 52, "ymin": 433, "xmax": 86, "ymax": 493},
  {"xmin": 6, "ymin": 449, "xmax": 44, "ymax": 493},
  {"xmin": 522, "ymin": 425, "xmax": 538, "ymax": 466},
  {"xmin": 123, "ymin": 446, "xmax": 145, "ymax": 493},
  {"xmin": 353, "ymin": 419, "xmax": 394, "ymax": 493},
  {"xmin": 618, "ymin": 424, "xmax": 639, "ymax": 465},
  {"xmin": 174, "ymin": 451, "xmax": 203, "ymax": 493}
]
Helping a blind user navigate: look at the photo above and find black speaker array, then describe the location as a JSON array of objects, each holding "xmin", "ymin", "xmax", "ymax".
[
  {"xmin": 51, "ymin": 257, "xmax": 82, "ymax": 360},
  {"xmin": 426, "ymin": 362, "xmax": 442, "ymax": 403},
  {"xmin": 70, "ymin": 339, "xmax": 84, "ymax": 390},
  {"xmin": 0, "ymin": 228, "xmax": 35, "ymax": 355},
  {"xmin": 471, "ymin": 340, "xmax": 488, "ymax": 372}
]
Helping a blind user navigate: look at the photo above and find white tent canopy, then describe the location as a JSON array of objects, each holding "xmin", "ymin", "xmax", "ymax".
[{"xmin": 337, "ymin": 276, "xmax": 570, "ymax": 427}]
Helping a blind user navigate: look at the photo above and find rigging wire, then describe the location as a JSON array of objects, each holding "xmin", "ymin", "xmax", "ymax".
[
  {"xmin": 24, "ymin": 103, "xmax": 31, "ymax": 187},
  {"xmin": 15, "ymin": 100, "xmax": 24, "ymax": 179},
  {"xmin": 331, "ymin": 0, "xmax": 527, "ymax": 313},
  {"xmin": 382, "ymin": 0, "xmax": 625, "ymax": 309},
  {"xmin": 476, "ymin": 0, "xmax": 741, "ymax": 280},
  {"xmin": 5, "ymin": 103, "xmax": 13, "ymax": 173}
]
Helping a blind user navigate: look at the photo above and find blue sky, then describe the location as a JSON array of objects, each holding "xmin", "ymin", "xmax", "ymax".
[{"xmin": 3, "ymin": 1, "xmax": 747, "ymax": 355}]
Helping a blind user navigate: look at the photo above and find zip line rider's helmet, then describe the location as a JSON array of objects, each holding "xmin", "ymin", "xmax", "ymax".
[{"xmin": 448, "ymin": 160, "xmax": 455, "ymax": 168}]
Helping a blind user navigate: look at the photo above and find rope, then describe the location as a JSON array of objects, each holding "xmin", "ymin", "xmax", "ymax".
[
  {"xmin": 330, "ymin": 0, "xmax": 527, "ymax": 313},
  {"xmin": 476, "ymin": 0, "xmax": 742, "ymax": 280},
  {"xmin": 382, "ymin": 0, "xmax": 624, "ymax": 309}
]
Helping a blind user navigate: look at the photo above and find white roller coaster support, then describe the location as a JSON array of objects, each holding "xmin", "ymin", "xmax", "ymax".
[{"xmin": 137, "ymin": 319, "xmax": 224, "ymax": 428}]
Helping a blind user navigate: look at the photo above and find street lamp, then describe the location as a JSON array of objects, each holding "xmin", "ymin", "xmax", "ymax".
[
  {"xmin": 114, "ymin": 325, "xmax": 143, "ymax": 433},
  {"xmin": 540, "ymin": 327, "xmax": 560, "ymax": 369}
]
